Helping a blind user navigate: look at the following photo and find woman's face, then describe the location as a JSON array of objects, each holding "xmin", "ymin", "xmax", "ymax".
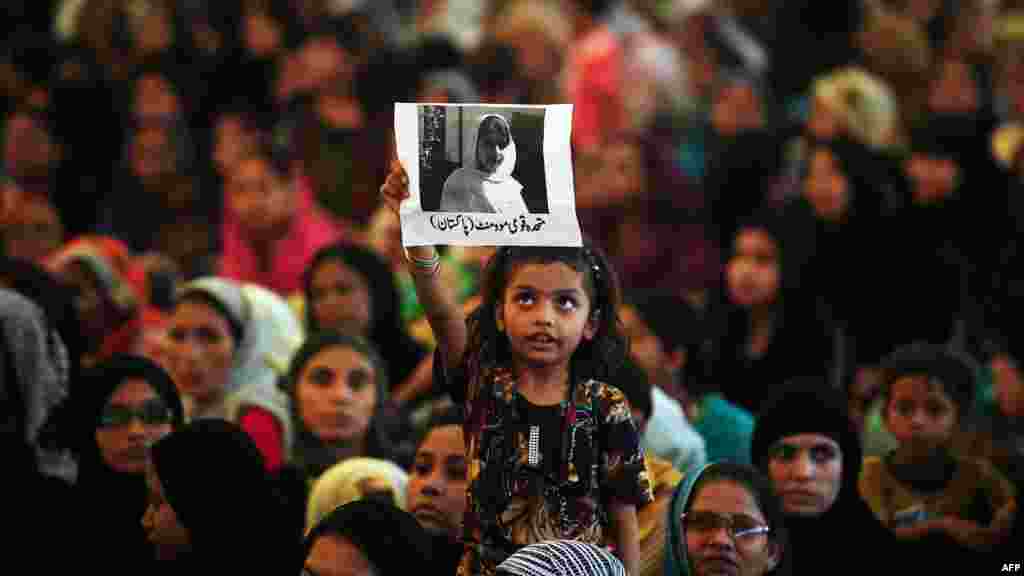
[
  {"xmin": 929, "ymin": 59, "xmax": 979, "ymax": 114},
  {"xmin": 726, "ymin": 228, "xmax": 780, "ymax": 308},
  {"xmin": 766, "ymin": 433, "xmax": 843, "ymax": 518},
  {"xmin": 684, "ymin": 479, "xmax": 779, "ymax": 576},
  {"xmin": 166, "ymin": 300, "xmax": 236, "ymax": 403},
  {"xmin": 60, "ymin": 261, "xmax": 106, "ymax": 342},
  {"xmin": 305, "ymin": 534, "xmax": 375, "ymax": 576},
  {"xmin": 142, "ymin": 458, "xmax": 190, "ymax": 558},
  {"xmin": 227, "ymin": 156, "xmax": 295, "ymax": 239},
  {"xmin": 134, "ymin": 74, "xmax": 179, "ymax": 120},
  {"xmin": 905, "ymin": 154, "xmax": 958, "ymax": 204},
  {"xmin": 407, "ymin": 424, "xmax": 468, "ymax": 539},
  {"xmin": 95, "ymin": 377, "xmax": 174, "ymax": 474},
  {"xmin": 807, "ymin": 96, "xmax": 841, "ymax": 141},
  {"xmin": 296, "ymin": 345, "xmax": 378, "ymax": 444},
  {"xmin": 602, "ymin": 141, "xmax": 645, "ymax": 201},
  {"xmin": 476, "ymin": 120, "xmax": 508, "ymax": 174},
  {"xmin": 132, "ymin": 125, "xmax": 174, "ymax": 179},
  {"xmin": 804, "ymin": 148, "xmax": 850, "ymax": 221},
  {"xmin": 992, "ymin": 354, "xmax": 1024, "ymax": 417},
  {"xmin": 213, "ymin": 116, "xmax": 252, "ymax": 177},
  {"xmin": 310, "ymin": 259, "xmax": 372, "ymax": 338}
]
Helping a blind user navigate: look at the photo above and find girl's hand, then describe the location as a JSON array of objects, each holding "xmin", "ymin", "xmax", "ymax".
[{"xmin": 380, "ymin": 159, "xmax": 409, "ymax": 215}]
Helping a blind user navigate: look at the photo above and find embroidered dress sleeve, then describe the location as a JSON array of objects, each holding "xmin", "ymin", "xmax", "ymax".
[{"xmin": 598, "ymin": 382, "xmax": 654, "ymax": 508}]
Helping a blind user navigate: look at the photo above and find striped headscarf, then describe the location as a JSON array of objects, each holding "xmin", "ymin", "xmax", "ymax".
[{"xmin": 496, "ymin": 541, "xmax": 625, "ymax": 576}]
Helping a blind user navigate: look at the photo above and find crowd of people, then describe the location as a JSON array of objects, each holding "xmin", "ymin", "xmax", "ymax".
[{"xmin": 4, "ymin": 0, "xmax": 1024, "ymax": 574}]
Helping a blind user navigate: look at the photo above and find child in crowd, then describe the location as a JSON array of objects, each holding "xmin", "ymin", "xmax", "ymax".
[
  {"xmin": 381, "ymin": 161, "xmax": 653, "ymax": 576},
  {"xmin": 859, "ymin": 342, "xmax": 1017, "ymax": 555}
]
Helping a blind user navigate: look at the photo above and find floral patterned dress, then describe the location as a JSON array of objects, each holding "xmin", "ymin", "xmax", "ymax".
[{"xmin": 438, "ymin": 356, "xmax": 654, "ymax": 576}]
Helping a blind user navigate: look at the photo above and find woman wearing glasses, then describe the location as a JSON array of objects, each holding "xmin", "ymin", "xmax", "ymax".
[
  {"xmin": 50, "ymin": 354, "xmax": 184, "ymax": 574},
  {"xmin": 664, "ymin": 462, "xmax": 789, "ymax": 576}
]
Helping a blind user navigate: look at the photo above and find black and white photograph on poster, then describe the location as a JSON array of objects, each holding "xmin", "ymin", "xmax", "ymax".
[{"xmin": 394, "ymin": 103, "xmax": 582, "ymax": 247}]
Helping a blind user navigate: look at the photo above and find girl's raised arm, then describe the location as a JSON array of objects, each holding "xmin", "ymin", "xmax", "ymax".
[{"xmin": 379, "ymin": 160, "xmax": 468, "ymax": 373}]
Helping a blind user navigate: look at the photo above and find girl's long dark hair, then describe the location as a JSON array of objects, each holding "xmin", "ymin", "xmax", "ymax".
[{"xmin": 465, "ymin": 243, "xmax": 627, "ymax": 385}]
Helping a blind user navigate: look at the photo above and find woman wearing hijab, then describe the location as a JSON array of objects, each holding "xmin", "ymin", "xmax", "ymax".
[
  {"xmin": 165, "ymin": 277, "xmax": 302, "ymax": 469},
  {"xmin": 697, "ymin": 210, "xmax": 844, "ymax": 416},
  {"xmin": 54, "ymin": 355, "xmax": 184, "ymax": 574},
  {"xmin": 144, "ymin": 418, "xmax": 300, "ymax": 574},
  {"xmin": 301, "ymin": 499, "xmax": 433, "ymax": 576},
  {"xmin": 305, "ymin": 456, "xmax": 409, "ymax": 532},
  {"xmin": 440, "ymin": 113, "xmax": 529, "ymax": 214},
  {"xmin": 664, "ymin": 461, "xmax": 789, "ymax": 576},
  {"xmin": 751, "ymin": 382, "xmax": 895, "ymax": 574},
  {"xmin": 496, "ymin": 540, "xmax": 626, "ymax": 576}
]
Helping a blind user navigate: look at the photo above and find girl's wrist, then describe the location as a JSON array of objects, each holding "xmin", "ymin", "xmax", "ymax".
[{"xmin": 404, "ymin": 247, "xmax": 440, "ymax": 277}]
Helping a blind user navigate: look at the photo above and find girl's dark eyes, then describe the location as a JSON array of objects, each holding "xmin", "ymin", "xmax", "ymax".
[
  {"xmin": 348, "ymin": 369, "xmax": 370, "ymax": 391},
  {"xmin": 557, "ymin": 296, "xmax": 578, "ymax": 311},
  {"xmin": 514, "ymin": 292, "xmax": 535, "ymax": 305},
  {"xmin": 810, "ymin": 445, "xmax": 839, "ymax": 463},
  {"xmin": 413, "ymin": 462, "xmax": 431, "ymax": 476},
  {"xmin": 446, "ymin": 463, "xmax": 467, "ymax": 480},
  {"xmin": 308, "ymin": 367, "xmax": 334, "ymax": 387}
]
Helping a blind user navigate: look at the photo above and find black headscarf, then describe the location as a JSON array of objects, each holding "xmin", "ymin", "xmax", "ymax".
[
  {"xmin": 59, "ymin": 354, "xmax": 184, "ymax": 573},
  {"xmin": 302, "ymin": 242, "xmax": 426, "ymax": 392},
  {"xmin": 150, "ymin": 418, "xmax": 299, "ymax": 573},
  {"xmin": 751, "ymin": 381, "xmax": 894, "ymax": 574},
  {"xmin": 699, "ymin": 209, "xmax": 843, "ymax": 413},
  {"xmin": 301, "ymin": 499, "xmax": 433, "ymax": 576}
]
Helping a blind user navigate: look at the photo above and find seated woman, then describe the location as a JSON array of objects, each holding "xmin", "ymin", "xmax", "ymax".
[
  {"xmin": 53, "ymin": 355, "xmax": 184, "ymax": 573},
  {"xmin": 282, "ymin": 331, "xmax": 410, "ymax": 484},
  {"xmin": 164, "ymin": 277, "xmax": 302, "ymax": 470},
  {"xmin": 664, "ymin": 461, "xmax": 790, "ymax": 576},
  {"xmin": 440, "ymin": 114, "xmax": 529, "ymax": 214}
]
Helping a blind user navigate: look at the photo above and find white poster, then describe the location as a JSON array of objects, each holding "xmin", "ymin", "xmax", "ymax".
[{"xmin": 394, "ymin": 103, "xmax": 582, "ymax": 247}]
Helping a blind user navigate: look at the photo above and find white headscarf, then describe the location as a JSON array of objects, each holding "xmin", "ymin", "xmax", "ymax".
[
  {"xmin": 176, "ymin": 277, "xmax": 302, "ymax": 457},
  {"xmin": 473, "ymin": 114, "xmax": 518, "ymax": 182},
  {"xmin": 496, "ymin": 541, "xmax": 626, "ymax": 576}
]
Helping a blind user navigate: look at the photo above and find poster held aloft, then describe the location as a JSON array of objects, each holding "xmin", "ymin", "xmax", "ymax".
[{"xmin": 394, "ymin": 103, "xmax": 582, "ymax": 247}]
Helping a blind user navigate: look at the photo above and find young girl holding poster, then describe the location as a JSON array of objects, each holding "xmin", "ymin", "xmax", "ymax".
[{"xmin": 381, "ymin": 161, "xmax": 652, "ymax": 576}]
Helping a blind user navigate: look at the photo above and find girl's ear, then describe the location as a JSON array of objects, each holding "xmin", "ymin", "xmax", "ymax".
[{"xmin": 583, "ymin": 309, "xmax": 600, "ymax": 341}]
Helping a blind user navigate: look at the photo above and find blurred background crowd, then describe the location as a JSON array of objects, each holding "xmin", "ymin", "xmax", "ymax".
[{"xmin": 3, "ymin": 0, "xmax": 1023, "ymax": 574}]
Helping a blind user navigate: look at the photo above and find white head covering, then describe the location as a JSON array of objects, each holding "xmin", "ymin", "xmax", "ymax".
[
  {"xmin": 305, "ymin": 456, "xmax": 410, "ymax": 533},
  {"xmin": 496, "ymin": 541, "xmax": 626, "ymax": 576},
  {"xmin": 473, "ymin": 114, "xmax": 518, "ymax": 183},
  {"xmin": 176, "ymin": 277, "xmax": 302, "ymax": 457}
]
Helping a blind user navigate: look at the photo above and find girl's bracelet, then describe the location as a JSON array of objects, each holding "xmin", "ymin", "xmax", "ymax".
[{"xmin": 404, "ymin": 248, "xmax": 440, "ymax": 277}]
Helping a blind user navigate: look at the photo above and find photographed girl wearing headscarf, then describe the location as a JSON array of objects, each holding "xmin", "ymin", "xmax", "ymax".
[
  {"xmin": 440, "ymin": 113, "xmax": 529, "ymax": 214},
  {"xmin": 164, "ymin": 277, "xmax": 301, "ymax": 469},
  {"xmin": 54, "ymin": 355, "xmax": 183, "ymax": 574},
  {"xmin": 144, "ymin": 418, "xmax": 300, "ymax": 574}
]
